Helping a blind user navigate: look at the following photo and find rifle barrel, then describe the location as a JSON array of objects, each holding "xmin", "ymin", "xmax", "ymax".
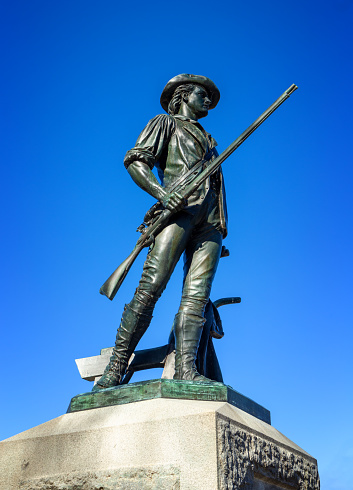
[{"xmin": 183, "ymin": 84, "xmax": 298, "ymax": 199}]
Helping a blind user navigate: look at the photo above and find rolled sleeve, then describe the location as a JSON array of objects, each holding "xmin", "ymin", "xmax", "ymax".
[
  {"xmin": 124, "ymin": 147, "xmax": 156, "ymax": 170},
  {"xmin": 123, "ymin": 114, "xmax": 175, "ymax": 170}
]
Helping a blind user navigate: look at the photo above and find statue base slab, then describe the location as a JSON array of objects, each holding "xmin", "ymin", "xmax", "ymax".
[
  {"xmin": 68, "ymin": 379, "xmax": 271, "ymax": 424},
  {"xmin": 0, "ymin": 395, "xmax": 319, "ymax": 489}
]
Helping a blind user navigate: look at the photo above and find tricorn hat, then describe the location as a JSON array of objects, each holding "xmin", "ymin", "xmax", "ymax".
[{"xmin": 160, "ymin": 74, "xmax": 220, "ymax": 113}]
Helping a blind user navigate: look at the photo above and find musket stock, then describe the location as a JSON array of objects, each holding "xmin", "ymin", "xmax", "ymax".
[
  {"xmin": 101, "ymin": 208, "xmax": 172, "ymax": 300},
  {"xmin": 100, "ymin": 84, "xmax": 298, "ymax": 300},
  {"xmin": 100, "ymin": 245, "xmax": 141, "ymax": 300}
]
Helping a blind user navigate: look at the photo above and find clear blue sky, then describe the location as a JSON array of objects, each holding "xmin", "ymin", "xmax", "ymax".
[{"xmin": 1, "ymin": 1, "xmax": 352, "ymax": 488}]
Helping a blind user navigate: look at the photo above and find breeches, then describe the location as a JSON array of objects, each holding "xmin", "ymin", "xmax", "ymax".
[{"xmin": 133, "ymin": 198, "xmax": 223, "ymax": 317}]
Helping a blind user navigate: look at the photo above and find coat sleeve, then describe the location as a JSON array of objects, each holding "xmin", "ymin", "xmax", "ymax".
[{"xmin": 124, "ymin": 114, "xmax": 176, "ymax": 170}]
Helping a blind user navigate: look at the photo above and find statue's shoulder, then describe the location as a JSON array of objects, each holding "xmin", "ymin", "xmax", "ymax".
[
  {"xmin": 147, "ymin": 113, "xmax": 175, "ymax": 126},
  {"xmin": 141, "ymin": 114, "xmax": 176, "ymax": 136}
]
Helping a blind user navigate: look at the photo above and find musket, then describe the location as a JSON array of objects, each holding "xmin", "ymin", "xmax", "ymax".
[{"xmin": 100, "ymin": 84, "xmax": 298, "ymax": 300}]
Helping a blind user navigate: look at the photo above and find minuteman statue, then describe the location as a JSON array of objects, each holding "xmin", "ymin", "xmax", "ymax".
[{"xmin": 94, "ymin": 74, "xmax": 227, "ymax": 391}]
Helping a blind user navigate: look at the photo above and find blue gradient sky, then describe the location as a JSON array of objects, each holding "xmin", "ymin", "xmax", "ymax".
[{"xmin": 1, "ymin": 1, "xmax": 352, "ymax": 488}]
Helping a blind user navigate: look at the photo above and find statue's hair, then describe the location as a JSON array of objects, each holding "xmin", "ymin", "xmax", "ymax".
[{"xmin": 167, "ymin": 83, "xmax": 200, "ymax": 115}]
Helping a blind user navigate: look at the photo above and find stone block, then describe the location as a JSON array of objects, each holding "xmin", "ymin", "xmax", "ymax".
[{"xmin": 0, "ymin": 396, "xmax": 319, "ymax": 489}]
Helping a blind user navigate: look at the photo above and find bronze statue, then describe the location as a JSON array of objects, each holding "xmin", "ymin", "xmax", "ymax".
[
  {"xmin": 94, "ymin": 74, "xmax": 227, "ymax": 390},
  {"xmin": 94, "ymin": 75, "xmax": 298, "ymax": 391}
]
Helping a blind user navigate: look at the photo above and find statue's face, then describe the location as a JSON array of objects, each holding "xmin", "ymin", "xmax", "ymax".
[{"xmin": 186, "ymin": 85, "xmax": 212, "ymax": 119}]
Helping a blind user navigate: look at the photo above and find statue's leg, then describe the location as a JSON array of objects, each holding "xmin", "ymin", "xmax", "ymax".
[
  {"xmin": 173, "ymin": 224, "xmax": 223, "ymax": 382},
  {"xmin": 92, "ymin": 297, "xmax": 154, "ymax": 390},
  {"xmin": 93, "ymin": 213, "xmax": 194, "ymax": 390}
]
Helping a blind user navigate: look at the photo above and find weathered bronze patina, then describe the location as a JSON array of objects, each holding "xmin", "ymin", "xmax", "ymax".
[
  {"xmin": 70, "ymin": 379, "xmax": 271, "ymax": 424},
  {"xmin": 94, "ymin": 75, "xmax": 297, "ymax": 391}
]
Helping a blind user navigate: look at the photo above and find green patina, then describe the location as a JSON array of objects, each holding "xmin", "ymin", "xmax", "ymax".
[{"xmin": 68, "ymin": 379, "xmax": 271, "ymax": 425}]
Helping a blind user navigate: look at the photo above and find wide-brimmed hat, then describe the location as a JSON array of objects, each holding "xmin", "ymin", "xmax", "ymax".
[{"xmin": 160, "ymin": 74, "xmax": 220, "ymax": 113}]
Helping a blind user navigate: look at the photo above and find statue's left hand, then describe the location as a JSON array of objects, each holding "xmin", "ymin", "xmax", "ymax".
[{"xmin": 162, "ymin": 191, "xmax": 187, "ymax": 212}]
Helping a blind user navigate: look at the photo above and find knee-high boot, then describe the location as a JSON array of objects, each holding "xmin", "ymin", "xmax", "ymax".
[
  {"xmin": 173, "ymin": 311, "xmax": 213, "ymax": 382},
  {"xmin": 93, "ymin": 300, "xmax": 153, "ymax": 390}
]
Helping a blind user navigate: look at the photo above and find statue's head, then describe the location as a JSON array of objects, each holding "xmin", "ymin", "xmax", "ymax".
[
  {"xmin": 167, "ymin": 84, "xmax": 211, "ymax": 119},
  {"xmin": 160, "ymin": 74, "xmax": 220, "ymax": 119}
]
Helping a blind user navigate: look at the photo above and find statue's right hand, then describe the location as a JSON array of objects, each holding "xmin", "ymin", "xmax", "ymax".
[{"xmin": 162, "ymin": 191, "xmax": 187, "ymax": 212}]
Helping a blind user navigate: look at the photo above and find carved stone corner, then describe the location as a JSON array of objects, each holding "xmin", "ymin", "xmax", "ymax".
[{"xmin": 216, "ymin": 416, "xmax": 320, "ymax": 490}]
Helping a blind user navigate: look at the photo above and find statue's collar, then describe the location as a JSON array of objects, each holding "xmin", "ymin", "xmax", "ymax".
[
  {"xmin": 173, "ymin": 114, "xmax": 210, "ymax": 152},
  {"xmin": 173, "ymin": 114, "xmax": 199, "ymax": 125}
]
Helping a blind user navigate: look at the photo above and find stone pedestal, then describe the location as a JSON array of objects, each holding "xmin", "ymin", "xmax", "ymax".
[{"xmin": 0, "ymin": 381, "xmax": 319, "ymax": 489}]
